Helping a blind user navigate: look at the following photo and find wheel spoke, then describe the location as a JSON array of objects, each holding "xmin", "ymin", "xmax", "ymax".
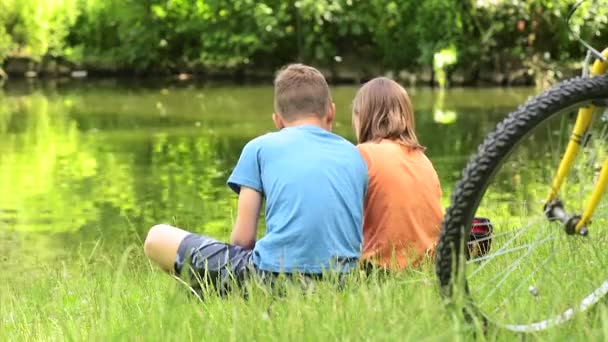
[
  {"xmin": 466, "ymin": 229, "xmax": 522, "ymax": 245},
  {"xmin": 467, "ymin": 216, "xmax": 546, "ymax": 279},
  {"xmin": 490, "ymin": 246, "xmax": 558, "ymax": 314},
  {"xmin": 478, "ymin": 232, "xmax": 556, "ymax": 305}
]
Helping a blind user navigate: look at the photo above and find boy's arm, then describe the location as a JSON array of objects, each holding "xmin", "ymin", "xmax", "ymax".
[
  {"xmin": 230, "ymin": 186, "xmax": 263, "ymax": 249},
  {"xmin": 227, "ymin": 139, "xmax": 264, "ymax": 249}
]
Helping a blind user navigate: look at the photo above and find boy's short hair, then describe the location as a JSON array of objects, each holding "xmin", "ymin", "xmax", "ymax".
[{"xmin": 273, "ymin": 64, "xmax": 332, "ymax": 121}]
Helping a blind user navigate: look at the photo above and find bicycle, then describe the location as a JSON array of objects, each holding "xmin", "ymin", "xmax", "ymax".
[{"xmin": 435, "ymin": 2, "xmax": 608, "ymax": 332}]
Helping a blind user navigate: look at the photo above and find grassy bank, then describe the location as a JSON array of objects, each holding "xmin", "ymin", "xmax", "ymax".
[{"xmin": 2, "ymin": 240, "xmax": 608, "ymax": 341}]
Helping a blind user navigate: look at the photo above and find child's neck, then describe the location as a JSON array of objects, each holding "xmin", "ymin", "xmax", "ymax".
[{"xmin": 283, "ymin": 117, "xmax": 330, "ymax": 130}]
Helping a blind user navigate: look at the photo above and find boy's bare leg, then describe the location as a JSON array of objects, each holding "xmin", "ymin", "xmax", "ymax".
[{"xmin": 144, "ymin": 224, "xmax": 191, "ymax": 272}]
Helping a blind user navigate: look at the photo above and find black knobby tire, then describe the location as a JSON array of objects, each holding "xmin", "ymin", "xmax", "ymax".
[{"xmin": 435, "ymin": 75, "xmax": 608, "ymax": 321}]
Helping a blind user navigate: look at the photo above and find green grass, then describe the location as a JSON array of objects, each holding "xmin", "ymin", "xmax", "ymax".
[{"xmin": 3, "ymin": 242, "xmax": 608, "ymax": 341}]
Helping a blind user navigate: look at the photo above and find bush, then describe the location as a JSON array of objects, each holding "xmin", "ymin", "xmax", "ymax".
[
  {"xmin": 0, "ymin": 0, "xmax": 606, "ymax": 82},
  {"xmin": 0, "ymin": 0, "xmax": 79, "ymax": 61}
]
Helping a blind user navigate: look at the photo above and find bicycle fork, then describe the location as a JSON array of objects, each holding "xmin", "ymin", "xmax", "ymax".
[{"xmin": 544, "ymin": 49, "xmax": 608, "ymax": 235}]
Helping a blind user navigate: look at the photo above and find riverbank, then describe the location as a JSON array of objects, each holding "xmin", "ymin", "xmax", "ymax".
[{"xmin": 2, "ymin": 56, "xmax": 571, "ymax": 87}]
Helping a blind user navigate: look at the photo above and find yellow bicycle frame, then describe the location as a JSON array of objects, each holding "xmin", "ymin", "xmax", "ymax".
[{"xmin": 545, "ymin": 49, "xmax": 608, "ymax": 233}]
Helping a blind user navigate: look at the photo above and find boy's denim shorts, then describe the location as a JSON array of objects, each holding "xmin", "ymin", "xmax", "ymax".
[
  {"xmin": 174, "ymin": 234, "xmax": 255, "ymax": 293},
  {"xmin": 174, "ymin": 234, "xmax": 353, "ymax": 295}
]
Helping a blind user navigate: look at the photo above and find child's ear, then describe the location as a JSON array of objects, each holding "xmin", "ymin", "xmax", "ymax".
[
  {"xmin": 326, "ymin": 102, "xmax": 336, "ymax": 129},
  {"xmin": 352, "ymin": 114, "xmax": 360, "ymax": 141},
  {"xmin": 272, "ymin": 113, "xmax": 285, "ymax": 130}
]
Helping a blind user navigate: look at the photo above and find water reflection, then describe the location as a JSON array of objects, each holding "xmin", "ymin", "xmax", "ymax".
[
  {"xmin": 432, "ymin": 89, "xmax": 457, "ymax": 124},
  {"xmin": 0, "ymin": 82, "xmax": 535, "ymax": 272}
]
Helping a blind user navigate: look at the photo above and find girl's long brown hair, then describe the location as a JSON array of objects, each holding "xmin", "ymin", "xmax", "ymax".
[{"xmin": 352, "ymin": 77, "xmax": 424, "ymax": 150}]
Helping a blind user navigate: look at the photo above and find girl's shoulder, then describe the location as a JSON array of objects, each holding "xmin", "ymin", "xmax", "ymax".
[
  {"xmin": 358, "ymin": 139, "xmax": 422, "ymax": 155},
  {"xmin": 358, "ymin": 140, "xmax": 437, "ymax": 167},
  {"xmin": 357, "ymin": 140, "xmax": 407, "ymax": 168},
  {"xmin": 357, "ymin": 139, "xmax": 396, "ymax": 152}
]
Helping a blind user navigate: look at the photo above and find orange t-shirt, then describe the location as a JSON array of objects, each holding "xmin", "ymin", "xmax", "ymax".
[{"xmin": 357, "ymin": 140, "xmax": 444, "ymax": 270}]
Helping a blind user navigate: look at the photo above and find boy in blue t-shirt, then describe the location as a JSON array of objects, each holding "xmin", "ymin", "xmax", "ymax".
[{"xmin": 143, "ymin": 64, "xmax": 368, "ymax": 289}]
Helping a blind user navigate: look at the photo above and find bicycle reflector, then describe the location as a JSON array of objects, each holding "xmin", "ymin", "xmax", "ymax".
[{"xmin": 468, "ymin": 217, "xmax": 494, "ymax": 259}]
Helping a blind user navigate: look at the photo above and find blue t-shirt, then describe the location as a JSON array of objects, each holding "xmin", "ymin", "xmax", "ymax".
[{"xmin": 227, "ymin": 125, "xmax": 368, "ymax": 274}]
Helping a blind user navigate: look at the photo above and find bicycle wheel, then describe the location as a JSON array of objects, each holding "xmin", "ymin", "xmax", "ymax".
[{"xmin": 436, "ymin": 74, "xmax": 608, "ymax": 332}]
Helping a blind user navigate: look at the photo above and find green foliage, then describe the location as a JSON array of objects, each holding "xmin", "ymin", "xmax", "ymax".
[
  {"xmin": 0, "ymin": 24, "xmax": 12, "ymax": 63},
  {"xmin": 460, "ymin": 0, "xmax": 608, "ymax": 84},
  {"xmin": 0, "ymin": 0, "xmax": 79, "ymax": 61},
  {"xmin": 70, "ymin": 0, "xmax": 165, "ymax": 69},
  {"xmin": 0, "ymin": 0, "xmax": 607, "ymax": 81},
  {"xmin": 68, "ymin": 0, "xmax": 289, "ymax": 71}
]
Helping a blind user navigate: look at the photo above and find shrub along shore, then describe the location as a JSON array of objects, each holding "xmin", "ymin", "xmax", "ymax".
[{"xmin": 1, "ymin": 1, "xmax": 607, "ymax": 86}]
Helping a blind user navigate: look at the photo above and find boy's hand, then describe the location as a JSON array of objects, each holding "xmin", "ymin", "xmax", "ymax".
[{"xmin": 230, "ymin": 186, "xmax": 262, "ymax": 249}]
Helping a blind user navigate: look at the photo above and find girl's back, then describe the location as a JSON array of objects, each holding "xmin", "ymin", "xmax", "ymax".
[
  {"xmin": 351, "ymin": 77, "xmax": 444, "ymax": 270},
  {"xmin": 357, "ymin": 140, "xmax": 442, "ymax": 269}
]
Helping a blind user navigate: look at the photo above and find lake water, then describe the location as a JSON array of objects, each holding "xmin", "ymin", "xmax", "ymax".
[{"xmin": 0, "ymin": 81, "xmax": 536, "ymax": 276}]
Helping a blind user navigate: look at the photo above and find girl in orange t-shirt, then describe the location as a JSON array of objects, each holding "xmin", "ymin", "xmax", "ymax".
[{"xmin": 352, "ymin": 77, "xmax": 444, "ymax": 270}]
